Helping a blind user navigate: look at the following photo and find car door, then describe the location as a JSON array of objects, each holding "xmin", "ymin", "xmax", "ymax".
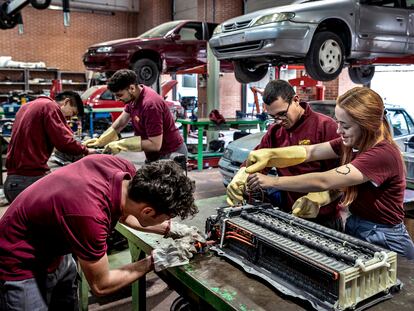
[
  {"xmin": 387, "ymin": 108, "xmax": 414, "ymax": 151},
  {"xmin": 357, "ymin": 0, "xmax": 408, "ymax": 54},
  {"xmin": 165, "ymin": 22, "xmax": 206, "ymax": 71},
  {"xmin": 406, "ymin": 0, "xmax": 414, "ymax": 53}
]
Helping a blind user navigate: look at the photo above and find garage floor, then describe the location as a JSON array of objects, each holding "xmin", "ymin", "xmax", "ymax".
[{"xmin": 0, "ymin": 151, "xmax": 227, "ymax": 311}]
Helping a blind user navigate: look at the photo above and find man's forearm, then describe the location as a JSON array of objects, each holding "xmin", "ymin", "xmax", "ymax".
[{"xmin": 120, "ymin": 215, "xmax": 168, "ymax": 235}]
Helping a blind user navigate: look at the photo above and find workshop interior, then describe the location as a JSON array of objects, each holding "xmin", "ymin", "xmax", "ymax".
[{"xmin": 1, "ymin": 1, "xmax": 414, "ymax": 311}]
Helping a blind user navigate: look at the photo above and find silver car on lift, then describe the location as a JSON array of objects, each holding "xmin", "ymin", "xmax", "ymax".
[
  {"xmin": 219, "ymin": 101, "xmax": 414, "ymax": 185},
  {"xmin": 210, "ymin": 0, "xmax": 414, "ymax": 84}
]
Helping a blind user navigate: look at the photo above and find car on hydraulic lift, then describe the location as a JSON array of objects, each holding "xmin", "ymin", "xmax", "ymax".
[
  {"xmin": 209, "ymin": 0, "xmax": 414, "ymax": 85},
  {"xmin": 219, "ymin": 100, "xmax": 414, "ymax": 186},
  {"xmin": 83, "ymin": 20, "xmax": 232, "ymax": 86}
]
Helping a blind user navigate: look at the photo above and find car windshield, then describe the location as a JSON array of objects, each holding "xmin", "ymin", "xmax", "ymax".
[
  {"xmin": 81, "ymin": 86, "xmax": 101, "ymax": 100},
  {"xmin": 138, "ymin": 21, "xmax": 182, "ymax": 39}
]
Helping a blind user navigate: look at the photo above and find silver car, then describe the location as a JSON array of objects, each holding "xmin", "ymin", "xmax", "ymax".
[
  {"xmin": 210, "ymin": 0, "xmax": 414, "ymax": 84},
  {"xmin": 219, "ymin": 101, "xmax": 414, "ymax": 185}
]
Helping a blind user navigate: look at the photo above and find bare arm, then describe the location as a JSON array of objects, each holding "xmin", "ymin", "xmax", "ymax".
[
  {"xmin": 119, "ymin": 215, "xmax": 168, "ymax": 235},
  {"xmin": 141, "ymin": 134, "xmax": 163, "ymax": 152},
  {"xmin": 247, "ymin": 164, "xmax": 369, "ymax": 193},
  {"xmin": 111, "ymin": 111, "xmax": 131, "ymax": 133},
  {"xmin": 79, "ymin": 253, "xmax": 153, "ymax": 296}
]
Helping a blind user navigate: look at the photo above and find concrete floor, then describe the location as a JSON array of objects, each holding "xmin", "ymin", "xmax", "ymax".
[{"xmin": 0, "ymin": 151, "xmax": 226, "ymax": 311}]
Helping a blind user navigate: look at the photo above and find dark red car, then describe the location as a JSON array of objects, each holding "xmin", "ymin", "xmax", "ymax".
[{"xmin": 83, "ymin": 20, "xmax": 230, "ymax": 86}]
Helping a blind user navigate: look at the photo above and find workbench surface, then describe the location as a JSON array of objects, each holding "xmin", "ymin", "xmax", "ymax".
[{"xmin": 117, "ymin": 196, "xmax": 414, "ymax": 311}]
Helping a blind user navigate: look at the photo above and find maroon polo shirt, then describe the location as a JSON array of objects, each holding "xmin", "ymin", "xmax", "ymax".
[
  {"xmin": 124, "ymin": 85, "xmax": 183, "ymax": 161},
  {"xmin": 330, "ymin": 138, "xmax": 405, "ymax": 225},
  {"xmin": 250, "ymin": 102, "xmax": 341, "ymax": 219},
  {"xmin": 6, "ymin": 96, "xmax": 88, "ymax": 176},
  {"xmin": 0, "ymin": 154, "xmax": 136, "ymax": 281}
]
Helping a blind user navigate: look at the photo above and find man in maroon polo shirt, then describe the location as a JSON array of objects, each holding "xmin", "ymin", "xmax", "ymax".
[
  {"xmin": 0, "ymin": 155, "xmax": 198, "ymax": 310},
  {"xmin": 227, "ymin": 80, "xmax": 342, "ymax": 230},
  {"xmin": 4, "ymin": 91, "xmax": 96, "ymax": 203},
  {"xmin": 84, "ymin": 69, "xmax": 187, "ymax": 162}
]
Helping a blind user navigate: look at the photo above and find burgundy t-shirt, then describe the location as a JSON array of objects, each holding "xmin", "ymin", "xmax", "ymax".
[
  {"xmin": 330, "ymin": 138, "xmax": 405, "ymax": 224},
  {"xmin": 124, "ymin": 85, "xmax": 183, "ymax": 161},
  {"xmin": 251, "ymin": 103, "xmax": 341, "ymax": 218},
  {"xmin": 0, "ymin": 154, "xmax": 136, "ymax": 281},
  {"xmin": 6, "ymin": 96, "xmax": 88, "ymax": 176}
]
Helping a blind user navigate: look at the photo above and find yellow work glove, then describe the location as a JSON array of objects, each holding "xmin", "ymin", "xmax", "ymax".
[
  {"xmin": 245, "ymin": 146, "xmax": 307, "ymax": 173},
  {"xmin": 83, "ymin": 127, "xmax": 118, "ymax": 148},
  {"xmin": 292, "ymin": 191, "xmax": 335, "ymax": 218},
  {"xmin": 226, "ymin": 167, "xmax": 248, "ymax": 206},
  {"xmin": 103, "ymin": 136, "xmax": 142, "ymax": 155}
]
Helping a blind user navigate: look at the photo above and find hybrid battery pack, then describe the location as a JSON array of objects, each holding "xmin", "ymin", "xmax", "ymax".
[{"xmin": 206, "ymin": 204, "xmax": 400, "ymax": 310}]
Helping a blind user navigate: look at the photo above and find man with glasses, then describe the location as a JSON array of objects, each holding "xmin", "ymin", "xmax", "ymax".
[
  {"xmin": 227, "ymin": 79, "xmax": 343, "ymax": 231},
  {"xmin": 4, "ymin": 91, "xmax": 96, "ymax": 203}
]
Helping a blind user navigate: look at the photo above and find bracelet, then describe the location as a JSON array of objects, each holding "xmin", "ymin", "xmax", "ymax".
[{"xmin": 163, "ymin": 219, "xmax": 172, "ymax": 236}]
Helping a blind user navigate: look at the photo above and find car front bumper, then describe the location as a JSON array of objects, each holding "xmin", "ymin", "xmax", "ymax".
[
  {"xmin": 209, "ymin": 21, "xmax": 316, "ymax": 60},
  {"xmin": 218, "ymin": 157, "xmax": 242, "ymax": 187},
  {"xmin": 83, "ymin": 52, "xmax": 130, "ymax": 72}
]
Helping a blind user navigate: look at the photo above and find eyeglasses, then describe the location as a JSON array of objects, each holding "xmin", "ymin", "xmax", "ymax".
[{"xmin": 268, "ymin": 102, "xmax": 291, "ymax": 121}]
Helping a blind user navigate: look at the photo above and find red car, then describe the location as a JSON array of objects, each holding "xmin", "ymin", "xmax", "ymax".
[{"xmin": 83, "ymin": 20, "xmax": 231, "ymax": 86}]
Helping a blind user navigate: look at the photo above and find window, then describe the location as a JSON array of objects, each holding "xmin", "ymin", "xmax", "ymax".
[
  {"xmin": 182, "ymin": 74, "xmax": 197, "ymax": 88},
  {"xmin": 406, "ymin": 0, "xmax": 414, "ymax": 8},
  {"xmin": 100, "ymin": 90, "xmax": 115, "ymax": 100},
  {"xmin": 178, "ymin": 23, "xmax": 203, "ymax": 41},
  {"xmin": 389, "ymin": 109, "xmax": 409, "ymax": 136},
  {"xmin": 361, "ymin": 0, "xmax": 400, "ymax": 8}
]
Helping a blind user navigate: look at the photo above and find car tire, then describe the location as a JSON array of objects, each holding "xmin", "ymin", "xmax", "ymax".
[
  {"xmin": 305, "ymin": 31, "xmax": 345, "ymax": 81},
  {"xmin": 30, "ymin": 0, "xmax": 52, "ymax": 10},
  {"xmin": 132, "ymin": 58, "xmax": 159, "ymax": 86},
  {"xmin": 348, "ymin": 65, "xmax": 375, "ymax": 85},
  {"xmin": 233, "ymin": 61, "xmax": 268, "ymax": 84}
]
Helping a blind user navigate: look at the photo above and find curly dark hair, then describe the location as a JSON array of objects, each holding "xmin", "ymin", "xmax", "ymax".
[
  {"xmin": 107, "ymin": 69, "xmax": 138, "ymax": 92},
  {"xmin": 127, "ymin": 160, "xmax": 197, "ymax": 219}
]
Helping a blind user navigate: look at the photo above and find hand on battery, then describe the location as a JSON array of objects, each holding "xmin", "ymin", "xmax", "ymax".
[
  {"xmin": 245, "ymin": 146, "xmax": 307, "ymax": 173},
  {"xmin": 292, "ymin": 191, "xmax": 334, "ymax": 218},
  {"xmin": 164, "ymin": 221, "xmax": 206, "ymax": 243},
  {"xmin": 151, "ymin": 237, "xmax": 197, "ymax": 272},
  {"xmin": 226, "ymin": 167, "xmax": 249, "ymax": 206},
  {"xmin": 103, "ymin": 136, "xmax": 142, "ymax": 155}
]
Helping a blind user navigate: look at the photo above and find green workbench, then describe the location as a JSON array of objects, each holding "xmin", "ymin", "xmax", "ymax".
[
  {"xmin": 177, "ymin": 118, "xmax": 266, "ymax": 170},
  {"xmin": 115, "ymin": 196, "xmax": 414, "ymax": 311}
]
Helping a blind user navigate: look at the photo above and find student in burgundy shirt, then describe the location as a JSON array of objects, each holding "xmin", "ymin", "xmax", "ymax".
[
  {"xmin": 4, "ymin": 91, "xmax": 95, "ymax": 203},
  {"xmin": 85, "ymin": 69, "xmax": 186, "ymax": 162},
  {"xmin": 227, "ymin": 80, "xmax": 342, "ymax": 231},
  {"xmin": 0, "ymin": 155, "xmax": 198, "ymax": 310},
  {"xmin": 246, "ymin": 87, "xmax": 414, "ymax": 259}
]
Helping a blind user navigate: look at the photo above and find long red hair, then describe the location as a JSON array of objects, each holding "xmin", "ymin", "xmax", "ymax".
[{"xmin": 337, "ymin": 87, "xmax": 399, "ymax": 206}]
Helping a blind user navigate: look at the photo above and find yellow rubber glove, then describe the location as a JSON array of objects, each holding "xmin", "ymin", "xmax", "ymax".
[
  {"xmin": 245, "ymin": 146, "xmax": 307, "ymax": 173},
  {"xmin": 103, "ymin": 136, "xmax": 142, "ymax": 154},
  {"xmin": 226, "ymin": 167, "xmax": 248, "ymax": 206},
  {"xmin": 292, "ymin": 191, "xmax": 336, "ymax": 218},
  {"xmin": 83, "ymin": 127, "xmax": 118, "ymax": 148}
]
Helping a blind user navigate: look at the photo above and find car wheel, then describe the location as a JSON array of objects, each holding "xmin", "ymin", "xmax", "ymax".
[
  {"xmin": 305, "ymin": 31, "xmax": 345, "ymax": 81},
  {"xmin": 132, "ymin": 58, "xmax": 159, "ymax": 86},
  {"xmin": 348, "ymin": 65, "xmax": 375, "ymax": 85},
  {"xmin": 233, "ymin": 61, "xmax": 268, "ymax": 84}
]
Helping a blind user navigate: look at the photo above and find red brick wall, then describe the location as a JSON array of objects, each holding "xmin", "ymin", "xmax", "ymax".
[
  {"xmin": 0, "ymin": 7, "xmax": 139, "ymax": 72},
  {"xmin": 137, "ymin": 0, "xmax": 172, "ymax": 34}
]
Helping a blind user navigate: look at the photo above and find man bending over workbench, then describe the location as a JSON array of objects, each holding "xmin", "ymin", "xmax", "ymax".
[{"xmin": 0, "ymin": 154, "xmax": 202, "ymax": 310}]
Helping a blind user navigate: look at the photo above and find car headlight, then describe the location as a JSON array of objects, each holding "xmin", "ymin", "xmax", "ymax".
[
  {"xmin": 213, "ymin": 24, "xmax": 223, "ymax": 35},
  {"xmin": 252, "ymin": 12, "xmax": 295, "ymax": 27},
  {"xmin": 222, "ymin": 148, "xmax": 233, "ymax": 160},
  {"xmin": 96, "ymin": 46, "xmax": 113, "ymax": 53}
]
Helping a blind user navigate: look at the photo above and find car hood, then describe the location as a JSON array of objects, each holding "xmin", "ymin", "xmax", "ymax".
[
  {"xmin": 226, "ymin": 132, "xmax": 265, "ymax": 163},
  {"xmin": 221, "ymin": 0, "xmax": 348, "ymax": 24},
  {"xmin": 89, "ymin": 37, "xmax": 162, "ymax": 48}
]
